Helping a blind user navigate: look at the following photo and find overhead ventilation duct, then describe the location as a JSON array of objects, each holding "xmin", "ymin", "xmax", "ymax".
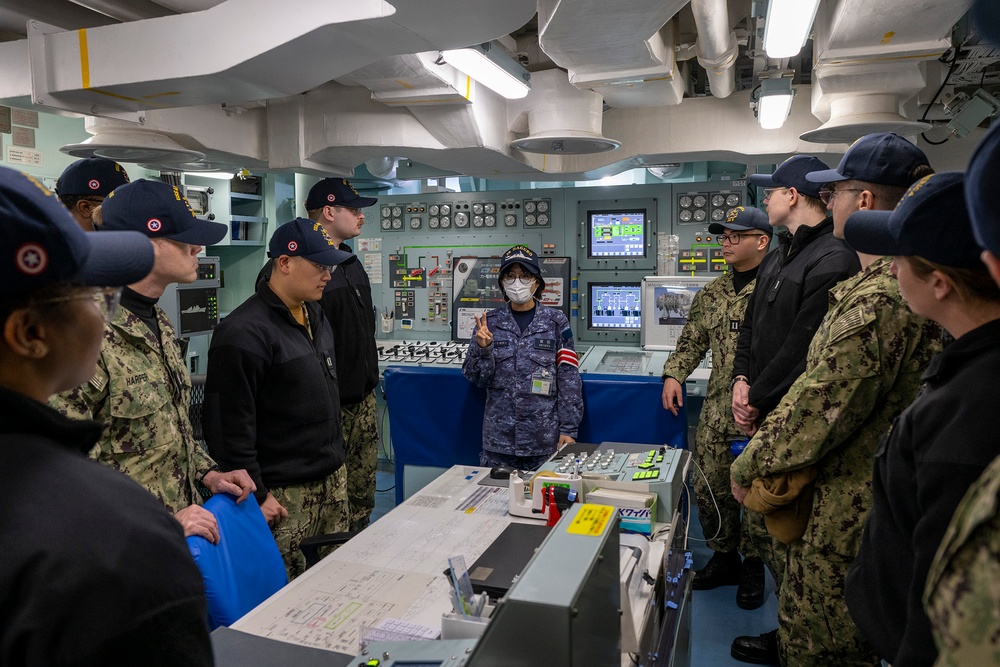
[
  {"xmin": 336, "ymin": 53, "xmax": 473, "ymax": 107},
  {"xmin": 61, "ymin": 107, "xmax": 269, "ymax": 170},
  {"xmin": 510, "ymin": 70, "xmax": 621, "ymax": 155},
  {"xmin": 802, "ymin": 0, "xmax": 973, "ymax": 144},
  {"xmin": 62, "ymin": 120, "xmax": 206, "ymax": 163},
  {"xmin": 800, "ymin": 93, "xmax": 931, "ymax": 143},
  {"xmin": 535, "ymin": 0, "xmax": 688, "ymax": 107}
]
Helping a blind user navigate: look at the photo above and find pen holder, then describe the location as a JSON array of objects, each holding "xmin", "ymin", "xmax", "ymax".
[
  {"xmin": 441, "ymin": 602, "xmax": 494, "ymax": 640},
  {"xmin": 381, "ymin": 313, "xmax": 394, "ymax": 333}
]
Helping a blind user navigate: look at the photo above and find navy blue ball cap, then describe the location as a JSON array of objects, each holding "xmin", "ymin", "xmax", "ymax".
[
  {"xmin": 0, "ymin": 166, "xmax": 153, "ymax": 297},
  {"xmin": 499, "ymin": 244, "xmax": 541, "ymax": 276},
  {"xmin": 101, "ymin": 179, "xmax": 227, "ymax": 246},
  {"xmin": 749, "ymin": 155, "xmax": 829, "ymax": 199},
  {"xmin": 844, "ymin": 172, "xmax": 982, "ymax": 269},
  {"xmin": 268, "ymin": 218, "xmax": 354, "ymax": 266},
  {"xmin": 966, "ymin": 122, "xmax": 1000, "ymax": 255},
  {"xmin": 805, "ymin": 132, "xmax": 931, "ymax": 187},
  {"xmin": 55, "ymin": 157, "xmax": 130, "ymax": 198},
  {"xmin": 708, "ymin": 206, "xmax": 774, "ymax": 236},
  {"xmin": 305, "ymin": 178, "xmax": 377, "ymax": 211}
]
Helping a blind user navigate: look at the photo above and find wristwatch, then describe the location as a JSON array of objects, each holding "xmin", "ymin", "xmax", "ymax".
[{"xmin": 731, "ymin": 375, "xmax": 749, "ymax": 388}]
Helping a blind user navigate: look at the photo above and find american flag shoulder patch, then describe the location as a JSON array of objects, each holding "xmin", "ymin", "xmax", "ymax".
[{"xmin": 557, "ymin": 348, "xmax": 579, "ymax": 368}]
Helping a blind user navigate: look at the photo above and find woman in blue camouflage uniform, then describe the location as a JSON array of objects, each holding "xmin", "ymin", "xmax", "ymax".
[{"xmin": 463, "ymin": 245, "xmax": 584, "ymax": 470}]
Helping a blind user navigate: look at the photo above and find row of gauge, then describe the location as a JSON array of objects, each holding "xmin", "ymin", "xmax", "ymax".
[
  {"xmin": 379, "ymin": 198, "xmax": 553, "ymax": 231},
  {"xmin": 677, "ymin": 192, "xmax": 743, "ymax": 224}
]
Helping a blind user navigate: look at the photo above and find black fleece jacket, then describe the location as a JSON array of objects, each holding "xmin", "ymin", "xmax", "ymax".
[
  {"xmin": 203, "ymin": 283, "xmax": 344, "ymax": 503},
  {"xmin": 732, "ymin": 217, "xmax": 860, "ymax": 418},
  {"xmin": 258, "ymin": 245, "xmax": 378, "ymax": 406}
]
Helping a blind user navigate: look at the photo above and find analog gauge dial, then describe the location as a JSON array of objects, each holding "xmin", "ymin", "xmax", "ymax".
[
  {"xmin": 537, "ymin": 200, "xmax": 549, "ymax": 213},
  {"xmin": 712, "ymin": 194, "xmax": 725, "ymax": 207},
  {"xmin": 679, "ymin": 210, "xmax": 692, "ymax": 222},
  {"xmin": 454, "ymin": 212, "xmax": 469, "ymax": 228},
  {"xmin": 484, "ymin": 203, "xmax": 496, "ymax": 214},
  {"xmin": 472, "ymin": 215, "xmax": 484, "ymax": 227},
  {"xmin": 440, "ymin": 216, "xmax": 451, "ymax": 228},
  {"xmin": 391, "ymin": 217, "xmax": 403, "ymax": 229},
  {"xmin": 726, "ymin": 194, "xmax": 741, "ymax": 207},
  {"xmin": 679, "ymin": 195, "xmax": 693, "ymax": 208},
  {"xmin": 429, "ymin": 204, "xmax": 440, "ymax": 215},
  {"xmin": 381, "ymin": 219, "xmax": 392, "ymax": 230},
  {"xmin": 485, "ymin": 214, "xmax": 496, "ymax": 227},
  {"xmin": 524, "ymin": 214, "xmax": 536, "ymax": 226},
  {"xmin": 381, "ymin": 206, "xmax": 392, "ymax": 217},
  {"xmin": 537, "ymin": 213, "xmax": 549, "ymax": 226},
  {"xmin": 391, "ymin": 206, "xmax": 402, "ymax": 217},
  {"xmin": 693, "ymin": 195, "xmax": 707, "ymax": 208},
  {"xmin": 429, "ymin": 217, "xmax": 440, "ymax": 229},
  {"xmin": 409, "ymin": 217, "xmax": 421, "ymax": 229},
  {"xmin": 504, "ymin": 214, "xmax": 517, "ymax": 227},
  {"xmin": 440, "ymin": 204, "xmax": 451, "ymax": 216},
  {"xmin": 711, "ymin": 208, "xmax": 725, "ymax": 221},
  {"xmin": 524, "ymin": 201, "xmax": 536, "ymax": 213},
  {"xmin": 472, "ymin": 203, "xmax": 484, "ymax": 214},
  {"xmin": 693, "ymin": 209, "xmax": 707, "ymax": 222}
]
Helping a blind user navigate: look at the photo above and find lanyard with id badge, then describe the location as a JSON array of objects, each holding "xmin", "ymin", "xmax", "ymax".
[
  {"xmin": 530, "ymin": 337, "xmax": 557, "ymax": 396},
  {"xmin": 531, "ymin": 368, "xmax": 554, "ymax": 396}
]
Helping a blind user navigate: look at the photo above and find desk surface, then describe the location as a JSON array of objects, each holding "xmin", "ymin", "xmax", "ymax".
[
  {"xmin": 232, "ymin": 466, "xmax": 671, "ymax": 660},
  {"xmin": 232, "ymin": 467, "xmax": 524, "ymax": 655}
]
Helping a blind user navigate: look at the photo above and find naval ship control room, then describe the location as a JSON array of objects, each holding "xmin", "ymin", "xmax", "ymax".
[{"xmin": 3, "ymin": 1, "xmax": 1000, "ymax": 666}]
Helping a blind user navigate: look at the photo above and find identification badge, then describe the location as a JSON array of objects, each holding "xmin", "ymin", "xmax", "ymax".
[
  {"xmin": 534, "ymin": 338, "xmax": 556, "ymax": 351},
  {"xmin": 531, "ymin": 368, "xmax": 554, "ymax": 396}
]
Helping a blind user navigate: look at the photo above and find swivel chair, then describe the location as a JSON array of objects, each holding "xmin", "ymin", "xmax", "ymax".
[{"xmin": 186, "ymin": 493, "xmax": 287, "ymax": 629}]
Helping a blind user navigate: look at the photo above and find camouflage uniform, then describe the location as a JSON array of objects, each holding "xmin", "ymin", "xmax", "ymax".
[
  {"xmin": 271, "ymin": 465, "xmax": 350, "ymax": 579},
  {"xmin": 463, "ymin": 303, "xmax": 583, "ymax": 468},
  {"xmin": 51, "ymin": 304, "xmax": 215, "ymax": 513},
  {"xmin": 925, "ymin": 453, "xmax": 1000, "ymax": 667},
  {"xmin": 342, "ymin": 392, "xmax": 378, "ymax": 531},
  {"xmin": 730, "ymin": 258, "xmax": 942, "ymax": 666},
  {"xmin": 662, "ymin": 271, "xmax": 754, "ymax": 554}
]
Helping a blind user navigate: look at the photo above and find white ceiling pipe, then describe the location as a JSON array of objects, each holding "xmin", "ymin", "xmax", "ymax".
[{"xmin": 690, "ymin": 0, "xmax": 738, "ymax": 99}]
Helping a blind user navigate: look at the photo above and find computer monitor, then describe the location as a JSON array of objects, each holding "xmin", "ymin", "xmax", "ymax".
[
  {"xmin": 588, "ymin": 282, "xmax": 642, "ymax": 331},
  {"xmin": 175, "ymin": 287, "xmax": 220, "ymax": 336},
  {"xmin": 639, "ymin": 276, "xmax": 712, "ymax": 349},
  {"xmin": 587, "ymin": 209, "xmax": 647, "ymax": 259}
]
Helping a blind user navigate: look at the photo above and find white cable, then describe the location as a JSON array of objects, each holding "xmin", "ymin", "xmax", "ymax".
[{"xmin": 685, "ymin": 456, "xmax": 724, "ymax": 544}]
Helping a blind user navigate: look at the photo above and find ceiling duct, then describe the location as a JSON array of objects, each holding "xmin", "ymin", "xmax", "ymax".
[
  {"xmin": 62, "ymin": 119, "xmax": 206, "ymax": 163},
  {"xmin": 691, "ymin": 0, "xmax": 738, "ymax": 99},
  {"xmin": 802, "ymin": 0, "xmax": 973, "ymax": 144},
  {"xmin": 800, "ymin": 93, "xmax": 931, "ymax": 143},
  {"xmin": 510, "ymin": 70, "xmax": 621, "ymax": 155}
]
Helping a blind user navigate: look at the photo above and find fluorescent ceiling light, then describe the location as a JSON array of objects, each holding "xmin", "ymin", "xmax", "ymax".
[
  {"xmin": 441, "ymin": 43, "xmax": 531, "ymax": 100},
  {"xmin": 763, "ymin": 0, "xmax": 822, "ymax": 59},
  {"xmin": 758, "ymin": 77, "xmax": 794, "ymax": 130}
]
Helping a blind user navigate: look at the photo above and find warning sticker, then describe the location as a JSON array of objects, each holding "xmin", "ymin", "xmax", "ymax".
[{"xmin": 566, "ymin": 503, "xmax": 614, "ymax": 536}]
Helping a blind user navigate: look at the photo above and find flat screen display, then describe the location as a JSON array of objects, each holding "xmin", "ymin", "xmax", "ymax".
[
  {"xmin": 588, "ymin": 282, "xmax": 641, "ymax": 330},
  {"xmin": 177, "ymin": 287, "xmax": 219, "ymax": 336},
  {"xmin": 587, "ymin": 209, "xmax": 646, "ymax": 258}
]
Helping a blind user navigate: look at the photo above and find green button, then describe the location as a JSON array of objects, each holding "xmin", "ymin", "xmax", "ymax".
[
  {"xmin": 638, "ymin": 462, "xmax": 652, "ymax": 469},
  {"xmin": 632, "ymin": 472, "xmax": 643, "ymax": 480},
  {"xmin": 656, "ymin": 455, "xmax": 664, "ymax": 463}
]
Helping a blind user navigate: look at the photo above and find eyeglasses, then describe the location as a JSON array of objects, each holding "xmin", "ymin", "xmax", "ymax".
[
  {"xmin": 305, "ymin": 259, "xmax": 336, "ymax": 274},
  {"xmin": 762, "ymin": 187, "xmax": 789, "ymax": 199},
  {"xmin": 818, "ymin": 187, "xmax": 864, "ymax": 205},
  {"xmin": 330, "ymin": 205, "xmax": 363, "ymax": 216},
  {"xmin": 501, "ymin": 274, "xmax": 535, "ymax": 285},
  {"xmin": 33, "ymin": 286, "xmax": 122, "ymax": 322},
  {"xmin": 717, "ymin": 233, "xmax": 765, "ymax": 245}
]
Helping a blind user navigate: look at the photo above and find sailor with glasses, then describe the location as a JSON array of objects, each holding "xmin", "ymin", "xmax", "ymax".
[
  {"xmin": 204, "ymin": 218, "xmax": 355, "ymax": 578},
  {"xmin": 731, "ymin": 133, "xmax": 941, "ymax": 666},
  {"xmin": 52, "ymin": 180, "xmax": 256, "ymax": 547},
  {"xmin": 661, "ymin": 205, "xmax": 771, "ymax": 603},
  {"xmin": 462, "ymin": 244, "xmax": 583, "ymax": 471}
]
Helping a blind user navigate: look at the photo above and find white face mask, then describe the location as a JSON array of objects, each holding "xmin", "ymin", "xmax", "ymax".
[{"xmin": 504, "ymin": 277, "xmax": 535, "ymax": 304}]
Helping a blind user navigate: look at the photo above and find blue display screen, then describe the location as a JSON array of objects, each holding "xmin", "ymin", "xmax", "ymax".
[
  {"xmin": 589, "ymin": 283, "xmax": 642, "ymax": 330},
  {"xmin": 588, "ymin": 210, "xmax": 646, "ymax": 258}
]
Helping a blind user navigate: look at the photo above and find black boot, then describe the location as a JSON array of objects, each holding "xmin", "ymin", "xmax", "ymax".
[
  {"xmin": 731, "ymin": 629, "xmax": 779, "ymax": 665},
  {"xmin": 736, "ymin": 556, "xmax": 765, "ymax": 610},
  {"xmin": 692, "ymin": 550, "xmax": 742, "ymax": 590}
]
